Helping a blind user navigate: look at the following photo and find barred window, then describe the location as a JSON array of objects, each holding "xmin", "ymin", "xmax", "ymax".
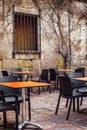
[{"xmin": 13, "ymin": 12, "xmax": 41, "ymax": 56}]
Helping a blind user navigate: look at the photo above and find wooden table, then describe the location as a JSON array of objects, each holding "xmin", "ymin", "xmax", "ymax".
[
  {"xmin": 73, "ymin": 77, "xmax": 87, "ymax": 81},
  {"xmin": 12, "ymin": 71, "xmax": 38, "ymax": 120},
  {"xmin": 59, "ymin": 69, "xmax": 72, "ymax": 72},
  {"xmin": 0, "ymin": 81, "xmax": 52, "ymax": 130},
  {"xmin": 59, "ymin": 69, "xmax": 72, "ymax": 76},
  {"xmin": 12, "ymin": 71, "xmax": 37, "ymax": 81},
  {"xmin": 12, "ymin": 71, "xmax": 36, "ymax": 75}
]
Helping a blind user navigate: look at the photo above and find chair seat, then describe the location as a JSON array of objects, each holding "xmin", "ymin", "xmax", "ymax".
[
  {"xmin": 69, "ymin": 72, "xmax": 86, "ymax": 89},
  {"xmin": 62, "ymin": 89, "xmax": 87, "ymax": 98},
  {"xmin": 77, "ymin": 88, "xmax": 87, "ymax": 93},
  {"xmin": 5, "ymin": 96, "xmax": 22, "ymax": 103},
  {"xmin": 5, "ymin": 95, "xmax": 29, "ymax": 103},
  {"xmin": 0, "ymin": 102, "xmax": 16, "ymax": 112},
  {"xmin": 73, "ymin": 90, "xmax": 87, "ymax": 97}
]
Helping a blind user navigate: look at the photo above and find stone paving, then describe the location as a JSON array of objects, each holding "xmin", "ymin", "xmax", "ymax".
[{"xmin": 1, "ymin": 89, "xmax": 87, "ymax": 130}]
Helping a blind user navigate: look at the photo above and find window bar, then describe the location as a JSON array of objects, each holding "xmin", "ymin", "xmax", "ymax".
[
  {"xmin": 17, "ymin": 13, "xmax": 19, "ymax": 52},
  {"xmin": 23, "ymin": 14, "xmax": 25, "ymax": 52},
  {"xmin": 36, "ymin": 16, "xmax": 38, "ymax": 52},
  {"xmin": 25, "ymin": 15, "xmax": 27, "ymax": 52},
  {"xmin": 29, "ymin": 16, "xmax": 31, "ymax": 51},
  {"xmin": 22, "ymin": 14, "xmax": 24, "ymax": 52},
  {"xmin": 23, "ymin": 15, "xmax": 26, "ymax": 52},
  {"xmin": 27, "ymin": 15, "xmax": 29, "ymax": 52},
  {"xmin": 26, "ymin": 15, "xmax": 28, "ymax": 52},
  {"xmin": 29, "ymin": 16, "xmax": 30, "ymax": 52},
  {"xmin": 12, "ymin": 5, "xmax": 15, "ymax": 57},
  {"xmin": 30, "ymin": 15, "xmax": 32, "ymax": 51},
  {"xmin": 18, "ymin": 13, "xmax": 20, "ymax": 52},
  {"xmin": 28, "ymin": 15, "xmax": 30, "ymax": 52},
  {"xmin": 33, "ymin": 15, "xmax": 36, "ymax": 51},
  {"xmin": 33, "ymin": 16, "xmax": 35, "ymax": 51},
  {"xmin": 16, "ymin": 13, "xmax": 19, "ymax": 52},
  {"xmin": 35, "ymin": 16, "xmax": 38, "ymax": 52},
  {"xmin": 20, "ymin": 13, "xmax": 23, "ymax": 53},
  {"xmin": 38, "ymin": 10, "xmax": 41, "ymax": 57},
  {"xmin": 20, "ymin": 13, "xmax": 23, "ymax": 52}
]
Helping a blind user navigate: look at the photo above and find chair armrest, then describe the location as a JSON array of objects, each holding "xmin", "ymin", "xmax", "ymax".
[
  {"xmin": 0, "ymin": 94, "xmax": 18, "ymax": 105},
  {"xmin": 71, "ymin": 80, "xmax": 87, "ymax": 90},
  {"xmin": 71, "ymin": 80, "xmax": 78, "ymax": 89}
]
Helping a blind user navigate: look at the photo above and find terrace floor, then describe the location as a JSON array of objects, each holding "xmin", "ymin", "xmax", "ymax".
[{"xmin": 0, "ymin": 88, "xmax": 87, "ymax": 130}]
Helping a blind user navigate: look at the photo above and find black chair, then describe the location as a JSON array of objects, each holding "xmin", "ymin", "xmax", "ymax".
[
  {"xmin": 55, "ymin": 76, "xmax": 87, "ymax": 120},
  {"xmin": 1, "ymin": 70, "xmax": 9, "ymax": 76},
  {"xmin": 10, "ymin": 68, "xmax": 22, "ymax": 81},
  {"xmin": 49, "ymin": 67, "xmax": 59, "ymax": 90},
  {"xmin": 69, "ymin": 71, "xmax": 87, "ymax": 106},
  {"xmin": 74, "ymin": 67, "xmax": 85, "ymax": 105},
  {"xmin": 75, "ymin": 67, "xmax": 85, "ymax": 77},
  {"xmin": 0, "ymin": 90, "xmax": 18, "ymax": 130},
  {"xmin": 0, "ymin": 76, "xmax": 31, "ymax": 121},
  {"xmin": 68, "ymin": 72, "xmax": 85, "ymax": 88},
  {"xmin": 32, "ymin": 69, "xmax": 51, "ymax": 94},
  {"xmin": 65, "ymin": 72, "xmax": 86, "ymax": 108}
]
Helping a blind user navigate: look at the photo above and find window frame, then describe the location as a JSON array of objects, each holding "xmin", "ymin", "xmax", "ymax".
[{"xmin": 13, "ymin": 11, "xmax": 41, "ymax": 57}]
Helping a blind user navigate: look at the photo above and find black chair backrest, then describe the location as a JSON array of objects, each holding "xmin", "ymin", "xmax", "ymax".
[
  {"xmin": 50, "ymin": 68, "xmax": 59, "ymax": 81},
  {"xmin": 59, "ymin": 76, "xmax": 72, "ymax": 97},
  {"xmin": 11, "ymin": 68, "xmax": 22, "ymax": 81},
  {"xmin": 75, "ymin": 67, "xmax": 85, "ymax": 77},
  {"xmin": 68, "ymin": 72, "xmax": 83, "ymax": 78},
  {"xmin": 68, "ymin": 72, "xmax": 85, "ymax": 87},
  {"xmin": 1, "ymin": 70, "xmax": 9, "ymax": 76},
  {"xmin": 0, "ymin": 76, "xmax": 20, "ymax": 96},
  {"xmin": 40, "ymin": 69, "xmax": 49, "ymax": 82}
]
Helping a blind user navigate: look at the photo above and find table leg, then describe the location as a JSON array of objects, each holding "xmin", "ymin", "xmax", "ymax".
[{"xmin": 18, "ymin": 88, "xmax": 43, "ymax": 130}]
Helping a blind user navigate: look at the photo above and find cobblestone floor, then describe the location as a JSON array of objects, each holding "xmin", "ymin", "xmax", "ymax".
[{"xmin": 0, "ymin": 89, "xmax": 87, "ymax": 130}]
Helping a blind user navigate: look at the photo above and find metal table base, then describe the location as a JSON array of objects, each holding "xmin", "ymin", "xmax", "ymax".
[{"xmin": 19, "ymin": 120, "xmax": 43, "ymax": 130}]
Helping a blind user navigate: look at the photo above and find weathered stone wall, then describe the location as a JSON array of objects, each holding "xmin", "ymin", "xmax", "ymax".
[
  {"xmin": 0, "ymin": 0, "xmax": 40, "ymax": 71},
  {"xmin": 0, "ymin": 0, "xmax": 87, "ymax": 74},
  {"xmin": 41, "ymin": 2, "xmax": 87, "ymax": 71}
]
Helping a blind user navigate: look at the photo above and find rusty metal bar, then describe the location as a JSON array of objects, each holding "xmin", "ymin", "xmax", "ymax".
[
  {"xmin": 20, "ymin": 13, "xmax": 23, "ymax": 52},
  {"xmin": 16, "ymin": 13, "xmax": 19, "ymax": 52},
  {"xmin": 30, "ymin": 15, "xmax": 32, "ymax": 51},
  {"xmin": 26, "ymin": 15, "xmax": 28, "ymax": 52},
  {"xmin": 23, "ymin": 14, "xmax": 25, "ymax": 52},
  {"xmin": 38, "ymin": 9, "xmax": 41, "ymax": 57},
  {"xmin": 12, "ymin": 5, "xmax": 15, "ymax": 58},
  {"xmin": 33, "ymin": 15, "xmax": 36, "ymax": 51}
]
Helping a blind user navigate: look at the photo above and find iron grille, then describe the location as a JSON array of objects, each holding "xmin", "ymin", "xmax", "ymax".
[{"xmin": 13, "ymin": 11, "xmax": 41, "ymax": 56}]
